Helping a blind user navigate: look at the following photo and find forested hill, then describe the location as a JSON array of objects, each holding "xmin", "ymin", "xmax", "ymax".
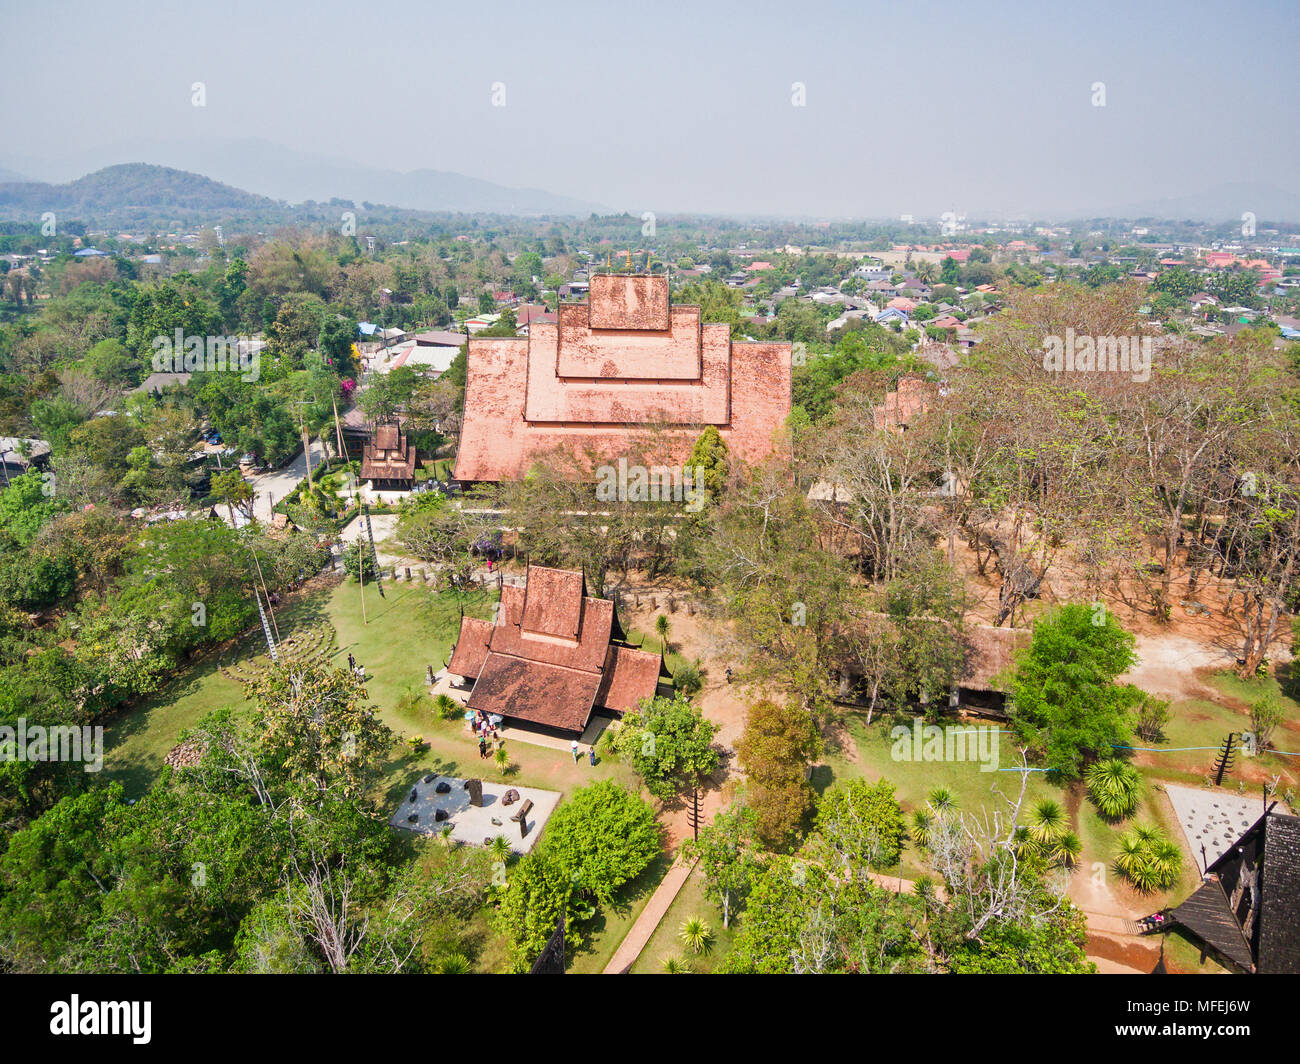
[{"xmin": 0, "ymin": 163, "xmax": 282, "ymax": 217}]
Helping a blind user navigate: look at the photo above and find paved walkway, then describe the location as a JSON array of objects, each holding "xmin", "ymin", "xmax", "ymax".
[
  {"xmin": 247, "ymin": 439, "xmax": 329, "ymax": 521},
  {"xmin": 604, "ymin": 857, "xmax": 697, "ymax": 974}
]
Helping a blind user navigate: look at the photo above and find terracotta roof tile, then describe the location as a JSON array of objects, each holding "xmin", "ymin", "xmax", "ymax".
[
  {"xmin": 448, "ymin": 617, "xmax": 494, "ymax": 678},
  {"xmin": 521, "ymin": 566, "xmax": 585, "ymax": 639},
  {"xmin": 595, "ymin": 645, "xmax": 663, "ymax": 712},
  {"xmin": 468, "ymin": 654, "xmax": 601, "ymax": 733}
]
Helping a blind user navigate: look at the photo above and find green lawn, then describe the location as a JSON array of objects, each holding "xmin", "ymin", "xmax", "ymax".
[
  {"xmin": 629, "ymin": 865, "xmax": 737, "ymax": 974},
  {"xmin": 1131, "ymin": 671, "xmax": 1300, "ymax": 792},
  {"xmin": 103, "ymin": 576, "xmax": 648, "ymax": 807},
  {"xmin": 102, "ymin": 652, "xmax": 251, "ymax": 795},
  {"xmin": 825, "ymin": 713, "xmax": 1062, "ymax": 817}
]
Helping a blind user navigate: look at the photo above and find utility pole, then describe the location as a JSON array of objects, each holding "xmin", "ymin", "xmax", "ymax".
[{"xmin": 289, "ymin": 398, "xmax": 315, "ymax": 491}]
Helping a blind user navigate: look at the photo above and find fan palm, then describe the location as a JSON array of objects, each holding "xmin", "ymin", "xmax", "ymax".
[
  {"xmin": 679, "ymin": 917, "xmax": 714, "ymax": 956},
  {"xmin": 1114, "ymin": 824, "xmax": 1182, "ymax": 893},
  {"xmin": 1146, "ymin": 839, "xmax": 1183, "ymax": 890},
  {"xmin": 911, "ymin": 809, "xmax": 934, "ymax": 849},
  {"xmin": 1011, "ymin": 825, "xmax": 1036, "ymax": 860},
  {"xmin": 1085, "ymin": 758, "xmax": 1142, "ymax": 820},
  {"xmin": 494, "ymin": 745, "xmax": 511, "ymax": 774},
  {"xmin": 1050, "ymin": 831, "xmax": 1083, "ymax": 869},
  {"xmin": 1029, "ymin": 799, "xmax": 1067, "ymax": 845},
  {"xmin": 927, "ymin": 787, "xmax": 956, "ymax": 814},
  {"xmin": 654, "ymin": 614, "xmax": 672, "ymax": 651},
  {"xmin": 433, "ymin": 693, "xmax": 461, "ymax": 720},
  {"xmin": 662, "ymin": 956, "xmax": 693, "ymax": 974}
]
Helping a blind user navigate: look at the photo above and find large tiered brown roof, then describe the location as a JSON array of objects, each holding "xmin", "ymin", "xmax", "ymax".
[
  {"xmin": 453, "ymin": 273, "xmax": 791, "ymax": 482},
  {"xmin": 448, "ymin": 565, "xmax": 662, "ymax": 733}
]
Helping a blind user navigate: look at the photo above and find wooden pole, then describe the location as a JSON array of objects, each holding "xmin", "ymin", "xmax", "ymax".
[{"xmin": 358, "ymin": 532, "xmax": 367, "ymax": 625}]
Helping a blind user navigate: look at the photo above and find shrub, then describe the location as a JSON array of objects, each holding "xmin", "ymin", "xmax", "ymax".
[
  {"xmin": 1134, "ymin": 694, "xmax": 1171, "ymax": 744},
  {"xmin": 1114, "ymin": 824, "xmax": 1182, "ymax": 893},
  {"xmin": 1085, "ymin": 758, "xmax": 1143, "ymax": 821}
]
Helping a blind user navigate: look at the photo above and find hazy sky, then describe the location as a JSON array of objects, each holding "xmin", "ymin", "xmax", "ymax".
[{"xmin": 2, "ymin": 0, "xmax": 1297, "ymax": 217}]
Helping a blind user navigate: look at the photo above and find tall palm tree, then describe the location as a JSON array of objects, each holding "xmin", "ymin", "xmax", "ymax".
[{"xmin": 654, "ymin": 614, "xmax": 672, "ymax": 652}]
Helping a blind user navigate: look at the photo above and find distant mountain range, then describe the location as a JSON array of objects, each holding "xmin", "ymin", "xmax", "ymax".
[
  {"xmin": 0, "ymin": 143, "xmax": 1295, "ymax": 226},
  {"xmin": 0, "ymin": 164, "xmax": 279, "ymax": 216},
  {"xmin": 1, "ymin": 138, "xmax": 605, "ymax": 217},
  {"xmin": 1063, "ymin": 183, "xmax": 1300, "ymax": 227}
]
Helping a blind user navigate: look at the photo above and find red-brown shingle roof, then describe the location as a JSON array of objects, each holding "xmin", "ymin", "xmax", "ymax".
[{"xmin": 448, "ymin": 565, "xmax": 660, "ymax": 733}]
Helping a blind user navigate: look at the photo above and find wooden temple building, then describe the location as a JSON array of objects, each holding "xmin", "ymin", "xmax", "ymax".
[
  {"xmin": 447, "ymin": 565, "xmax": 671, "ymax": 736},
  {"xmin": 452, "ymin": 272, "xmax": 791, "ymax": 483},
  {"xmin": 360, "ymin": 421, "xmax": 417, "ymax": 491},
  {"xmin": 1167, "ymin": 806, "xmax": 1300, "ymax": 974}
]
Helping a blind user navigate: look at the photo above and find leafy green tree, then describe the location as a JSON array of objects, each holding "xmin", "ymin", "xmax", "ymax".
[
  {"xmin": 249, "ymin": 659, "xmax": 394, "ymax": 804},
  {"xmin": 1008, "ymin": 603, "xmax": 1142, "ymax": 779},
  {"xmin": 211, "ymin": 469, "xmax": 254, "ymax": 525},
  {"xmin": 542, "ymin": 780, "xmax": 661, "ymax": 905},
  {"xmin": 82, "ymin": 338, "xmax": 140, "ymax": 388},
  {"xmin": 734, "ymin": 699, "xmax": 821, "ymax": 851},
  {"xmin": 318, "ymin": 315, "xmax": 359, "ymax": 377},
  {"xmin": 813, "ymin": 778, "xmax": 907, "ymax": 870},
  {"xmin": 681, "ymin": 804, "xmax": 760, "ymax": 929},
  {"xmin": 612, "ymin": 695, "xmax": 719, "ymax": 802},
  {"xmin": 687, "ymin": 425, "xmax": 729, "ymax": 503},
  {"xmin": 0, "ymin": 470, "xmax": 67, "ymax": 546},
  {"xmin": 495, "ymin": 848, "xmax": 577, "ymax": 973}
]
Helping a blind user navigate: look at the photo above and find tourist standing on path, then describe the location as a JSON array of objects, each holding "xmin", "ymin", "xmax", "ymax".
[
  {"xmin": 570, "ymin": 738, "xmax": 579, "ymax": 763},
  {"xmin": 588, "ymin": 746, "xmax": 597, "ymax": 767}
]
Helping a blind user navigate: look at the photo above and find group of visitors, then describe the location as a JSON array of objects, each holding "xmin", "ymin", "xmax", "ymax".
[
  {"xmin": 474, "ymin": 710, "xmax": 500, "ymax": 759},
  {"xmin": 570, "ymin": 738, "xmax": 596, "ymax": 767}
]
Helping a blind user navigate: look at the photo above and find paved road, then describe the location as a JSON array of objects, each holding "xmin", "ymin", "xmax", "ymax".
[{"xmin": 246, "ymin": 439, "xmax": 329, "ymax": 522}]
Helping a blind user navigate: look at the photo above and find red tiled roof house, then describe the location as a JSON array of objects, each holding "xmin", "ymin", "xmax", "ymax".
[{"xmin": 446, "ymin": 565, "xmax": 671, "ymax": 735}]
